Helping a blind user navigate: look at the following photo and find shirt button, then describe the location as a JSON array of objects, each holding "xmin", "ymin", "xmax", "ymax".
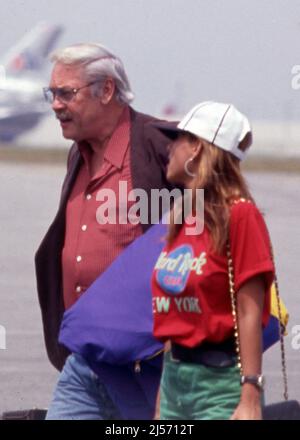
[
  {"xmin": 76, "ymin": 256, "xmax": 82, "ymax": 263},
  {"xmin": 86, "ymin": 194, "xmax": 92, "ymax": 200},
  {"xmin": 81, "ymin": 225, "xmax": 87, "ymax": 231},
  {"xmin": 76, "ymin": 285, "xmax": 82, "ymax": 294}
]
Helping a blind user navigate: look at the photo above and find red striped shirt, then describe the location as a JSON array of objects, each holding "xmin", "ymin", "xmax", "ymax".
[{"xmin": 62, "ymin": 107, "xmax": 142, "ymax": 309}]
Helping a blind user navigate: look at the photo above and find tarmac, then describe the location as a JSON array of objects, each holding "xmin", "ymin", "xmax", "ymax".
[{"xmin": 0, "ymin": 158, "xmax": 299, "ymax": 416}]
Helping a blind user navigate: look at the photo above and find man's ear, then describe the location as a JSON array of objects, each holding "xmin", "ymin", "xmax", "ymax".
[{"xmin": 99, "ymin": 78, "xmax": 115, "ymax": 105}]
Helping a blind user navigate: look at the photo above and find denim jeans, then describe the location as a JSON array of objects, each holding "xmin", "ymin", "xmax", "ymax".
[{"xmin": 46, "ymin": 354, "xmax": 122, "ymax": 420}]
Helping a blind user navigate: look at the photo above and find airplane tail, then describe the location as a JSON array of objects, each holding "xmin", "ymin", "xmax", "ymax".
[{"xmin": 0, "ymin": 22, "xmax": 63, "ymax": 76}]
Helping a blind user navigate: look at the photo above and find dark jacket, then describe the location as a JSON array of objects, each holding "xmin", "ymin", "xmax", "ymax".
[{"xmin": 35, "ymin": 107, "xmax": 173, "ymax": 371}]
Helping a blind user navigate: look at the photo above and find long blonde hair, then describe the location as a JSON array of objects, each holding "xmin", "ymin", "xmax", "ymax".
[{"xmin": 167, "ymin": 136, "xmax": 254, "ymax": 254}]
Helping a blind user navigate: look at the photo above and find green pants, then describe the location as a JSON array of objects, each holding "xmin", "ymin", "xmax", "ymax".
[{"xmin": 160, "ymin": 351, "xmax": 241, "ymax": 420}]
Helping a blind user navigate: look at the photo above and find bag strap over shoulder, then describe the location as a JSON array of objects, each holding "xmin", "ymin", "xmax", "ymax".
[{"xmin": 226, "ymin": 236, "xmax": 289, "ymax": 401}]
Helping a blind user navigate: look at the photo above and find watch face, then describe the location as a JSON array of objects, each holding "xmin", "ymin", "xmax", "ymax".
[{"xmin": 241, "ymin": 375, "xmax": 265, "ymax": 389}]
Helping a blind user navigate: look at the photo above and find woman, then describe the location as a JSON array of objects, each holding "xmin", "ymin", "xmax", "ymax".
[{"xmin": 152, "ymin": 101, "xmax": 275, "ymax": 420}]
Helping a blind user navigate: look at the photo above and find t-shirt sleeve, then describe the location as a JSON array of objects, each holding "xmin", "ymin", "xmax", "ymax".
[{"xmin": 229, "ymin": 201, "xmax": 275, "ymax": 292}]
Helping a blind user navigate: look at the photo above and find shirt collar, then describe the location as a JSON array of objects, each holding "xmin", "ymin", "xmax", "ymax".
[
  {"xmin": 78, "ymin": 105, "xmax": 130, "ymax": 171},
  {"xmin": 104, "ymin": 106, "xmax": 130, "ymax": 170}
]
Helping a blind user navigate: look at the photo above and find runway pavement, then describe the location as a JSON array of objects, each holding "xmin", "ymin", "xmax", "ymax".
[{"xmin": 0, "ymin": 160, "xmax": 299, "ymax": 416}]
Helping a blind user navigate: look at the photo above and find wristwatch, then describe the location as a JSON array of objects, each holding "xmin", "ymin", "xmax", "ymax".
[{"xmin": 240, "ymin": 375, "xmax": 265, "ymax": 390}]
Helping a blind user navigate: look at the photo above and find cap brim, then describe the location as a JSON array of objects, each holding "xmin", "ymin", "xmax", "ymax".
[{"xmin": 150, "ymin": 121, "xmax": 183, "ymax": 140}]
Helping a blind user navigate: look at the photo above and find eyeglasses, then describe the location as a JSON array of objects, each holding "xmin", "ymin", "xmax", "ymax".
[{"xmin": 43, "ymin": 81, "xmax": 101, "ymax": 104}]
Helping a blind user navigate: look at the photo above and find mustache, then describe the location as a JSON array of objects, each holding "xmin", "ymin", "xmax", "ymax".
[{"xmin": 55, "ymin": 112, "xmax": 72, "ymax": 122}]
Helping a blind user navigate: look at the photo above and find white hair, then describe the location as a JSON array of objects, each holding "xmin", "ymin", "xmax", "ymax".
[{"xmin": 50, "ymin": 43, "xmax": 134, "ymax": 105}]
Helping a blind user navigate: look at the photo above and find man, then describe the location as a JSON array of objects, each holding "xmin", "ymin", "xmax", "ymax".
[{"xmin": 35, "ymin": 43, "xmax": 172, "ymax": 419}]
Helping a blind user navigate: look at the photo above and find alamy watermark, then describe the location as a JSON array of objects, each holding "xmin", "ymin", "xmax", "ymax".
[
  {"xmin": 0, "ymin": 325, "xmax": 6, "ymax": 350},
  {"xmin": 291, "ymin": 325, "xmax": 300, "ymax": 350},
  {"xmin": 291, "ymin": 65, "xmax": 300, "ymax": 90},
  {"xmin": 95, "ymin": 182, "xmax": 204, "ymax": 235},
  {"xmin": 0, "ymin": 65, "xmax": 6, "ymax": 88}
]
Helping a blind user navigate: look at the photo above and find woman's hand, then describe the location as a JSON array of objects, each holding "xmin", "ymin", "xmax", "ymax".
[
  {"xmin": 230, "ymin": 401, "xmax": 262, "ymax": 420},
  {"xmin": 230, "ymin": 384, "xmax": 262, "ymax": 420}
]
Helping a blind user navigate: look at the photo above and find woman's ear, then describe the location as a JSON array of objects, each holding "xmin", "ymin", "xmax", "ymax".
[{"xmin": 192, "ymin": 141, "xmax": 203, "ymax": 160}]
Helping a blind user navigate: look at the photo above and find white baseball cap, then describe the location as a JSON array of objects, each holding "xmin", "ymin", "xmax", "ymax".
[{"xmin": 155, "ymin": 101, "xmax": 252, "ymax": 161}]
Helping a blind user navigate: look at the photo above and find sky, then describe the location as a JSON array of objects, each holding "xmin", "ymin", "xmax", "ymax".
[{"xmin": 1, "ymin": 0, "xmax": 300, "ymax": 120}]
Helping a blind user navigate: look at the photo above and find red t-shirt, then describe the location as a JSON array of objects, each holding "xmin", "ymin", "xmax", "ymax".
[{"xmin": 152, "ymin": 200, "xmax": 275, "ymax": 347}]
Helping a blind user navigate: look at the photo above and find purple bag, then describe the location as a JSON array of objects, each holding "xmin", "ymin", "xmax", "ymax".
[
  {"xmin": 59, "ymin": 223, "xmax": 166, "ymax": 419},
  {"xmin": 59, "ymin": 223, "xmax": 166, "ymax": 365}
]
